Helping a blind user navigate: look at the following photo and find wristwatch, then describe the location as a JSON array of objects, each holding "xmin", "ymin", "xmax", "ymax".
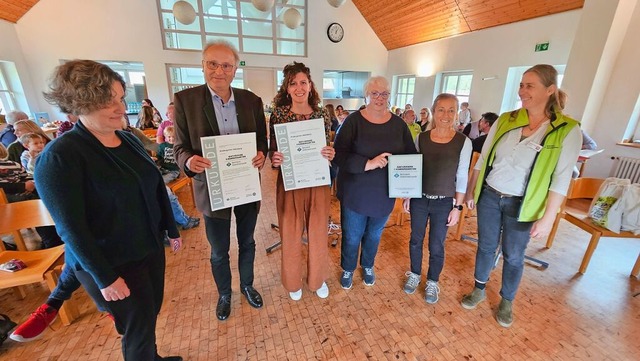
[{"xmin": 454, "ymin": 204, "xmax": 463, "ymax": 211}]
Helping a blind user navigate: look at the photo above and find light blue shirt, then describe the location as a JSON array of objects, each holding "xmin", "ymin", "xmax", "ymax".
[{"xmin": 208, "ymin": 86, "xmax": 240, "ymax": 135}]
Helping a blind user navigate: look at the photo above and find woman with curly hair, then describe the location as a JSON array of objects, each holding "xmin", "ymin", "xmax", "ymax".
[{"xmin": 269, "ymin": 62, "xmax": 335, "ymax": 301}]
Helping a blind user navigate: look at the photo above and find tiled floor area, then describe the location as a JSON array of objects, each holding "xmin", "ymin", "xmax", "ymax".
[{"xmin": 1, "ymin": 166, "xmax": 639, "ymax": 360}]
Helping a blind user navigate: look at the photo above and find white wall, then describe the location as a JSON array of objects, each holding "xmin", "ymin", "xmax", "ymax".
[
  {"xmin": 6, "ymin": 0, "xmax": 387, "ymax": 119},
  {"xmin": 583, "ymin": 0, "xmax": 640, "ymax": 178},
  {"xmin": 386, "ymin": 10, "xmax": 582, "ymax": 120},
  {"xmin": 0, "ymin": 19, "xmax": 38, "ymax": 114}
]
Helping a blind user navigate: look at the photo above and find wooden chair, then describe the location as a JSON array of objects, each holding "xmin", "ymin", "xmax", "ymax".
[
  {"xmin": 0, "ymin": 189, "xmax": 55, "ymax": 251},
  {"xmin": 0, "ymin": 245, "xmax": 78, "ymax": 325},
  {"xmin": 545, "ymin": 177, "xmax": 640, "ymax": 274},
  {"xmin": 167, "ymin": 173, "xmax": 194, "ymax": 204},
  {"xmin": 454, "ymin": 152, "xmax": 480, "ymax": 240},
  {"xmin": 632, "ymin": 252, "xmax": 640, "ymax": 279}
]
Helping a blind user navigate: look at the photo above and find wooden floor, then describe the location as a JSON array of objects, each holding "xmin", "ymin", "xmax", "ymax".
[{"xmin": 1, "ymin": 166, "xmax": 639, "ymax": 361}]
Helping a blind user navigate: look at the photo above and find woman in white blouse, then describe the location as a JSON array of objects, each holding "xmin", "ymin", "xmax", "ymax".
[{"xmin": 460, "ymin": 64, "xmax": 582, "ymax": 328}]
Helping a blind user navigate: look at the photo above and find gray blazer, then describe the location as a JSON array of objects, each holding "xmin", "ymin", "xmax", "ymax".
[{"xmin": 173, "ymin": 84, "xmax": 268, "ymax": 219}]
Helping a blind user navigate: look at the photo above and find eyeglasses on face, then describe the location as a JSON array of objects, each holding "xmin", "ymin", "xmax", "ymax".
[
  {"xmin": 203, "ymin": 61, "xmax": 235, "ymax": 72},
  {"xmin": 369, "ymin": 91, "xmax": 390, "ymax": 99}
]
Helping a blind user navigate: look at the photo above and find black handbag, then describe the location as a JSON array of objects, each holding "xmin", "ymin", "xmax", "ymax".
[{"xmin": 0, "ymin": 313, "xmax": 17, "ymax": 346}]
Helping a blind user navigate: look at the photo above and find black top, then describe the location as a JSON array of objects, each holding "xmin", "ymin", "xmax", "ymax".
[
  {"xmin": 333, "ymin": 111, "xmax": 416, "ymax": 218},
  {"xmin": 418, "ymin": 131, "xmax": 466, "ymax": 197}
]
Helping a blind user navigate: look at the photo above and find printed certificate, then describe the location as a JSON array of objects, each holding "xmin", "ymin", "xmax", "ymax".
[
  {"xmin": 201, "ymin": 133, "xmax": 262, "ymax": 211},
  {"xmin": 274, "ymin": 118, "xmax": 331, "ymax": 191},
  {"xmin": 388, "ymin": 154, "xmax": 423, "ymax": 198}
]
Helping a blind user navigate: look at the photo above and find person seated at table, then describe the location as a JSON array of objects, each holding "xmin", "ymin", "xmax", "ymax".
[
  {"xmin": 20, "ymin": 133, "xmax": 47, "ymax": 174},
  {"xmin": 7, "ymin": 120, "xmax": 51, "ymax": 163},
  {"xmin": 56, "ymin": 111, "xmax": 80, "ymax": 138},
  {"xmin": 120, "ymin": 119, "xmax": 198, "ymax": 231},
  {"xmin": 0, "ymin": 158, "xmax": 62, "ymax": 249},
  {"xmin": 0, "ymin": 110, "xmax": 28, "ymax": 147},
  {"xmin": 136, "ymin": 105, "xmax": 157, "ymax": 130},
  {"xmin": 142, "ymin": 98, "xmax": 163, "ymax": 124},
  {"xmin": 156, "ymin": 103, "xmax": 175, "ymax": 144},
  {"xmin": 157, "ymin": 126, "xmax": 180, "ymax": 184}
]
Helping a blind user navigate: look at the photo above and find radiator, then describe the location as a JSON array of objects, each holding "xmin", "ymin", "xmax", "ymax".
[{"xmin": 610, "ymin": 156, "xmax": 640, "ymax": 183}]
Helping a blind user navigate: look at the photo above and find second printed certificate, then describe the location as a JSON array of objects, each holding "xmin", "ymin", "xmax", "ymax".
[
  {"xmin": 274, "ymin": 118, "xmax": 331, "ymax": 191},
  {"xmin": 201, "ymin": 133, "xmax": 262, "ymax": 211}
]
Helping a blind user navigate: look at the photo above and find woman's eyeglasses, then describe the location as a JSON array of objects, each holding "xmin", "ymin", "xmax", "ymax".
[{"xmin": 369, "ymin": 91, "xmax": 390, "ymax": 99}]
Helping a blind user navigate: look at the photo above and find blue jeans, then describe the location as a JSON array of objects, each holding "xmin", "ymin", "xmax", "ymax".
[
  {"xmin": 166, "ymin": 186, "xmax": 189, "ymax": 226},
  {"xmin": 49, "ymin": 266, "xmax": 81, "ymax": 301},
  {"xmin": 409, "ymin": 197, "xmax": 452, "ymax": 281},
  {"xmin": 340, "ymin": 206, "xmax": 389, "ymax": 272},
  {"xmin": 474, "ymin": 188, "xmax": 533, "ymax": 301}
]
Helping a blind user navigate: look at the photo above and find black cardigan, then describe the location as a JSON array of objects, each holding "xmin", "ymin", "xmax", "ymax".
[{"xmin": 35, "ymin": 121, "xmax": 179, "ymax": 288}]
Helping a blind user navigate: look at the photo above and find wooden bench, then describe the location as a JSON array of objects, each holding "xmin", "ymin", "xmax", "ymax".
[{"xmin": 546, "ymin": 178, "xmax": 640, "ymax": 274}]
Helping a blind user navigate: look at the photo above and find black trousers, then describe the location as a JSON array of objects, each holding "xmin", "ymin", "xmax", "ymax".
[
  {"xmin": 76, "ymin": 247, "xmax": 165, "ymax": 361},
  {"xmin": 204, "ymin": 202, "xmax": 258, "ymax": 296}
]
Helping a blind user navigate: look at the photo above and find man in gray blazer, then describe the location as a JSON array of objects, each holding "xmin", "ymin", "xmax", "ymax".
[{"xmin": 173, "ymin": 40, "xmax": 268, "ymax": 321}]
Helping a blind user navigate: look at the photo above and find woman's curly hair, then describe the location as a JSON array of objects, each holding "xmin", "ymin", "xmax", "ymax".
[
  {"xmin": 43, "ymin": 60, "xmax": 126, "ymax": 116},
  {"xmin": 272, "ymin": 62, "xmax": 321, "ymax": 112}
]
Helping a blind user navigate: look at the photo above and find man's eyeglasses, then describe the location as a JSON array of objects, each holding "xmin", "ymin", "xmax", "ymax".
[
  {"xmin": 369, "ymin": 91, "xmax": 390, "ymax": 99},
  {"xmin": 203, "ymin": 61, "xmax": 235, "ymax": 73}
]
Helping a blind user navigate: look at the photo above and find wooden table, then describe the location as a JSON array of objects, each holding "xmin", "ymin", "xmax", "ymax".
[{"xmin": 0, "ymin": 200, "xmax": 54, "ymax": 251}]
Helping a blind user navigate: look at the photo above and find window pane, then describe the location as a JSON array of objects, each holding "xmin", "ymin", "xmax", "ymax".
[
  {"xmin": 443, "ymin": 76, "xmax": 458, "ymax": 94},
  {"xmin": 205, "ymin": 35, "xmax": 239, "ymax": 49},
  {"xmin": 162, "ymin": 12, "xmax": 200, "ymax": 32},
  {"xmin": 240, "ymin": 2, "xmax": 272, "ymax": 20},
  {"xmin": 129, "ymin": 72, "xmax": 145, "ymax": 85},
  {"xmin": 243, "ymin": 37, "xmax": 273, "ymax": 53},
  {"xmin": 407, "ymin": 78, "xmax": 415, "ymax": 92},
  {"xmin": 276, "ymin": 23, "xmax": 304, "ymax": 40},
  {"xmin": 203, "ymin": 0, "xmax": 237, "ymax": 17},
  {"xmin": 203, "ymin": 16, "xmax": 238, "ymax": 34},
  {"xmin": 277, "ymin": 40, "xmax": 304, "ymax": 56},
  {"xmin": 242, "ymin": 20, "xmax": 272, "ymax": 37},
  {"xmin": 457, "ymin": 75, "xmax": 472, "ymax": 95},
  {"xmin": 160, "ymin": 0, "xmax": 198, "ymax": 11},
  {"xmin": 231, "ymin": 69, "xmax": 244, "ymax": 89},
  {"xmin": 169, "ymin": 67, "xmax": 204, "ymax": 85},
  {"xmin": 166, "ymin": 32, "xmax": 202, "ymax": 50}
]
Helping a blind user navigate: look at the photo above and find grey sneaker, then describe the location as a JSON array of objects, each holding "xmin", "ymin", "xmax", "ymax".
[
  {"xmin": 403, "ymin": 272, "xmax": 420, "ymax": 294},
  {"xmin": 340, "ymin": 271, "xmax": 353, "ymax": 289},
  {"xmin": 425, "ymin": 280, "xmax": 440, "ymax": 304},
  {"xmin": 363, "ymin": 267, "xmax": 375, "ymax": 286},
  {"xmin": 461, "ymin": 287, "xmax": 486, "ymax": 309},
  {"xmin": 496, "ymin": 298, "xmax": 513, "ymax": 328}
]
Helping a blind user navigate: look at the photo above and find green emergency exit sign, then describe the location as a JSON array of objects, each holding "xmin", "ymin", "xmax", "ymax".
[
  {"xmin": 240, "ymin": 60, "xmax": 246, "ymax": 66},
  {"xmin": 535, "ymin": 42, "xmax": 550, "ymax": 52}
]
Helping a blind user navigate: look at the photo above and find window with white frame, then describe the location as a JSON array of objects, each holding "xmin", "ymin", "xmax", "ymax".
[
  {"xmin": 0, "ymin": 61, "xmax": 29, "ymax": 116},
  {"xmin": 622, "ymin": 93, "xmax": 640, "ymax": 143},
  {"xmin": 500, "ymin": 65, "xmax": 565, "ymax": 113},
  {"xmin": 395, "ymin": 76, "xmax": 415, "ymax": 108},
  {"xmin": 0, "ymin": 67, "xmax": 15, "ymax": 116},
  {"xmin": 157, "ymin": 0, "xmax": 306, "ymax": 56},
  {"xmin": 167, "ymin": 64, "xmax": 244, "ymax": 97},
  {"xmin": 441, "ymin": 71, "xmax": 473, "ymax": 105}
]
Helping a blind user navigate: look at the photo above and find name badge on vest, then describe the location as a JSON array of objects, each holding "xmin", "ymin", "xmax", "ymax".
[{"xmin": 527, "ymin": 141, "xmax": 543, "ymax": 152}]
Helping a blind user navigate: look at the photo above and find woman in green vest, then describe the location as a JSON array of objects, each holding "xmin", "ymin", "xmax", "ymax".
[{"xmin": 460, "ymin": 64, "xmax": 582, "ymax": 328}]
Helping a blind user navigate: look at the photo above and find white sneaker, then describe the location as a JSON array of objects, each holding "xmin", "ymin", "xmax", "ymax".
[
  {"xmin": 289, "ymin": 289, "xmax": 302, "ymax": 301},
  {"xmin": 316, "ymin": 282, "xmax": 329, "ymax": 299}
]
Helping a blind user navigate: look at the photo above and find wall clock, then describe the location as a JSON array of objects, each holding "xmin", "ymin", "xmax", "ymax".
[{"xmin": 327, "ymin": 22, "xmax": 344, "ymax": 43}]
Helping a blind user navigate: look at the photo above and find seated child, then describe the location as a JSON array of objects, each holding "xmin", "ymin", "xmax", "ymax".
[
  {"xmin": 157, "ymin": 126, "xmax": 180, "ymax": 183},
  {"xmin": 20, "ymin": 133, "xmax": 46, "ymax": 174}
]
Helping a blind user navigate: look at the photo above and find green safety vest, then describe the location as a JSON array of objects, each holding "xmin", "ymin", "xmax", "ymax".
[{"xmin": 474, "ymin": 108, "xmax": 579, "ymax": 222}]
